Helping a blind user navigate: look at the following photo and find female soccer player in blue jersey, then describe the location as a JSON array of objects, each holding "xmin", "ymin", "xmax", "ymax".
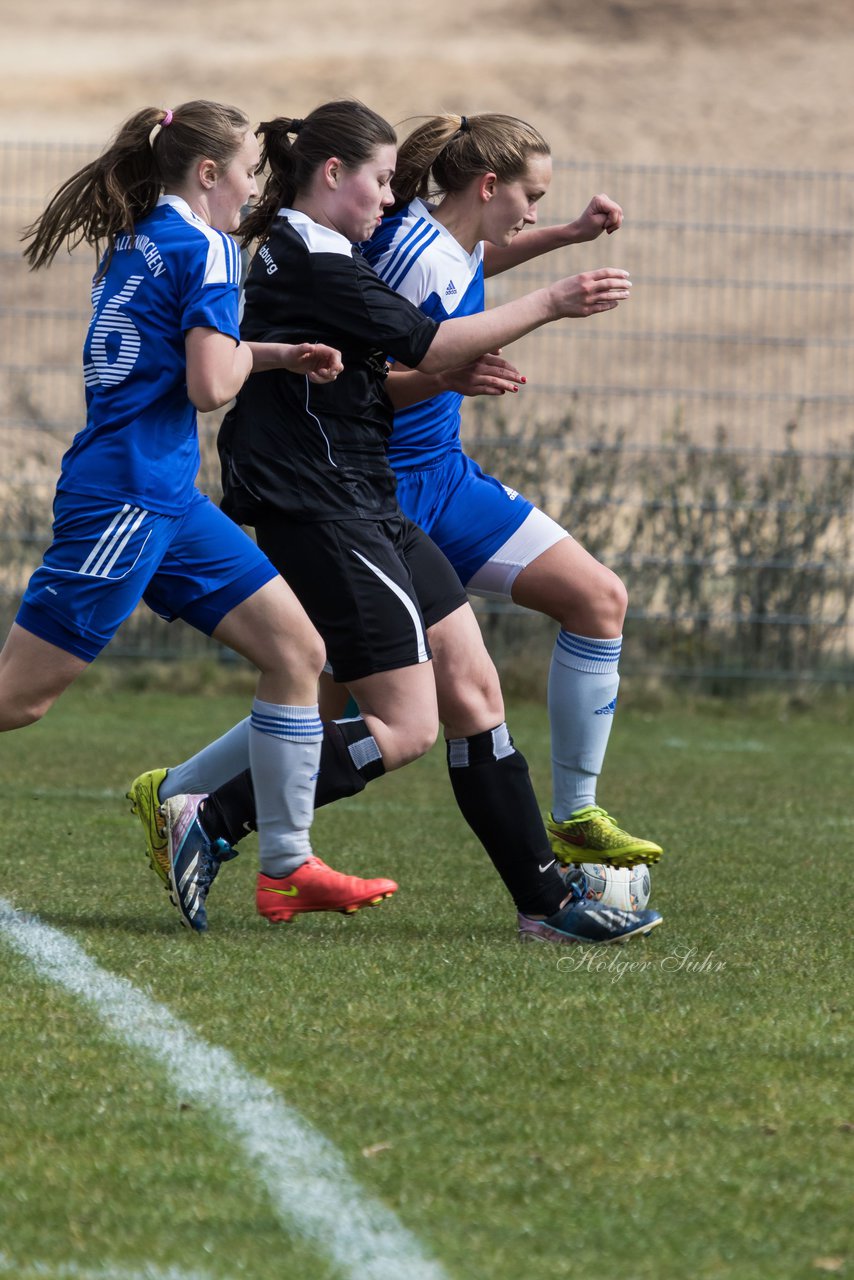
[
  {"xmin": 143, "ymin": 100, "xmax": 661, "ymax": 947},
  {"xmin": 5, "ymin": 100, "xmax": 397, "ymax": 930},
  {"xmin": 360, "ymin": 111, "xmax": 664, "ymax": 871}
]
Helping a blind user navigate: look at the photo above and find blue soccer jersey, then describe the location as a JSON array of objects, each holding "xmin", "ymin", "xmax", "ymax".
[
  {"xmin": 362, "ymin": 198, "xmax": 534, "ymax": 584},
  {"xmin": 58, "ymin": 194, "xmax": 242, "ymax": 515},
  {"xmin": 363, "ymin": 198, "xmax": 484, "ymax": 470}
]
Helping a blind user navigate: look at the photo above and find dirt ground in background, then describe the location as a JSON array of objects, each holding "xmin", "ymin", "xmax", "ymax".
[{"xmin": 1, "ymin": 0, "xmax": 852, "ymax": 169}]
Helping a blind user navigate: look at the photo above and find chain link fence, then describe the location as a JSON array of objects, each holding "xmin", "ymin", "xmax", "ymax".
[{"xmin": 1, "ymin": 143, "xmax": 852, "ymax": 684}]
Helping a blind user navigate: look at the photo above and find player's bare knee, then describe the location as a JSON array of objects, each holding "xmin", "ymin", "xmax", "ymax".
[
  {"xmin": 410, "ymin": 716, "xmax": 440, "ymax": 761},
  {"xmin": 599, "ymin": 571, "xmax": 628, "ymax": 632},
  {"xmin": 558, "ymin": 568, "xmax": 628, "ymax": 635},
  {"xmin": 437, "ymin": 663, "xmax": 503, "ymax": 733},
  {"xmin": 265, "ymin": 629, "xmax": 326, "ymax": 685},
  {"xmin": 0, "ymin": 696, "xmax": 48, "ymax": 731},
  {"xmin": 391, "ymin": 714, "xmax": 439, "ymax": 766},
  {"xmin": 300, "ymin": 629, "xmax": 327, "ymax": 680},
  {"xmin": 282, "ymin": 614, "xmax": 327, "ymax": 678}
]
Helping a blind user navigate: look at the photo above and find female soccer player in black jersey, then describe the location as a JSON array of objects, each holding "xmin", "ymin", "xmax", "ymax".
[{"xmin": 132, "ymin": 100, "xmax": 661, "ymax": 946}]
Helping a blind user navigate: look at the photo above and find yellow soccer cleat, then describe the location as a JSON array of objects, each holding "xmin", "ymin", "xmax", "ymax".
[
  {"xmin": 127, "ymin": 767, "xmax": 170, "ymax": 884},
  {"xmin": 547, "ymin": 805, "xmax": 663, "ymax": 869}
]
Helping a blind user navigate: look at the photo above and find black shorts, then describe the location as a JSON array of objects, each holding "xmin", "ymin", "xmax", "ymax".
[{"xmin": 254, "ymin": 511, "xmax": 468, "ymax": 683}]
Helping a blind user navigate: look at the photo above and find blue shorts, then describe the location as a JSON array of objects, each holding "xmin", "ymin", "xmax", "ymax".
[
  {"xmin": 394, "ymin": 450, "xmax": 534, "ymax": 586},
  {"xmin": 17, "ymin": 488, "xmax": 277, "ymax": 661}
]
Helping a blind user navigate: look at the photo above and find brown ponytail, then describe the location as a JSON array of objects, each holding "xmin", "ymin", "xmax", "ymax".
[
  {"xmin": 23, "ymin": 99, "xmax": 251, "ymax": 271},
  {"xmin": 239, "ymin": 100, "xmax": 397, "ymax": 247},
  {"xmin": 392, "ymin": 112, "xmax": 550, "ymax": 211}
]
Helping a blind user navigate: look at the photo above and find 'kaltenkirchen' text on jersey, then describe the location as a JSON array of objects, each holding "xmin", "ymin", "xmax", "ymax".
[
  {"xmin": 58, "ymin": 194, "xmax": 241, "ymax": 516},
  {"xmin": 362, "ymin": 198, "xmax": 484, "ymax": 471},
  {"xmin": 220, "ymin": 210, "xmax": 438, "ymax": 523}
]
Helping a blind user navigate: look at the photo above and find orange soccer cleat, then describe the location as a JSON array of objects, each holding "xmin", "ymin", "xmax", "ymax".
[{"xmin": 256, "ymin": 855, "xmax": 398, "ymax": 924}]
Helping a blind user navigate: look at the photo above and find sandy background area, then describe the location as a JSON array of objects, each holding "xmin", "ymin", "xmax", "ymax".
[
  {"xmin": 1, "ymin": 0, "xmax": 852, "ymax": 168},
  {"xmin": 1, "ymin": 0, "xmax": 851, "ymax": 481},
  {"xmin": 0, "ymin": 1, "xmax": 849, "ymax": 656}
]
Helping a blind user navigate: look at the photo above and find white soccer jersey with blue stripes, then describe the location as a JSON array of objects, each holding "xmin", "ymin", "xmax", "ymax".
[
  {"xmin": 59, "ymin": 195, "xmax": 242, "ymax": 516},
  {"xmin": 363, "ymin": 199, "xmax": 485, "ymax": 469}
]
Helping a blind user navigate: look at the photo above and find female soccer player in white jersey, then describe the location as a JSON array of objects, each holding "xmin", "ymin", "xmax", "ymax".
[
  {"xmin": 147, "ymin": 100, "xmax": 661, "ymax": 946},
  {"xmin": 5, "ymin": 100, "xmax": 397, "ymax": 931},
  {"xmin": 360, "ymin": 111, "xmax": 664, "ymax": 871}
]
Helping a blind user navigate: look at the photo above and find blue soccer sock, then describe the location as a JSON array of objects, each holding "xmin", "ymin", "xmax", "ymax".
[
  {"xmin": 249, "ymin": 698, "xmax": 323, "ymax": 878},
  {"xmin": 194, "ymin": 715, "xmax": 386, "ymax": 849},
  {"xmin": 159, "ymin": 718, "xmax": 251, "ymax": 800},
  {"xmin": 547, "ymin": 631, "xmax": 622, "ymax": 822}
]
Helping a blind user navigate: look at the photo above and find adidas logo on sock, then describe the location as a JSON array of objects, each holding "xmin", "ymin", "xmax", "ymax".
[{"xmin": 594, "ymin": 697, "xmax": 618, "ymax": 715}]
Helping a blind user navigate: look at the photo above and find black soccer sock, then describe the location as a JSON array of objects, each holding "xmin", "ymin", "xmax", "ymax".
[
  {"xmin": 315, "ymin": 716, "xmax": 385, "ymax": 805},
  {"xmin": 199, "ymin": 717, "xmax": 386, "ymax": 846},
  {"xmin": 447, "ymin": 723, "xmax": 566, "ymax": 918},
  {"xmin": 199, "ymin": 769, "xmax": 255, "ymax": 847}
]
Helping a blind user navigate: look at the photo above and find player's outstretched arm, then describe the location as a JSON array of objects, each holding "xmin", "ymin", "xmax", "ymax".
[
  {"xmin": 247, "ymin": 341, "xmax": 344, "ymax": 383},
  {"xmin": 417, "ymin": 268, "xmax": 631, "ymax": 375},
  {"xmin": 484, "ymin": 193, "xmax": 624, "ymax": 277},
  {"xmin": 186, "ymin": 334, "xmax": 344, "ymax": 410},
  {"xmin": 386, "ymin": 351, "xmax": 524, "ymax": 411}
]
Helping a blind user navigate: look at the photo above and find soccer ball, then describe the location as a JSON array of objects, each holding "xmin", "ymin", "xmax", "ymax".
[{"xmin": 574, "ymin": 862, "xmax": 651, "ymax": 911}]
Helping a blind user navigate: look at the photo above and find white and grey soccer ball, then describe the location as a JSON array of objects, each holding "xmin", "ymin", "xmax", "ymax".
[{"xmin": 562, "ymin": 862, "xmax": 651, "ymax": 911}]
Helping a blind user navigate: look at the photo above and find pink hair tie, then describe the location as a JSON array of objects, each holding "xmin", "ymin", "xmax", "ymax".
[{"xmin": 148, "ymin": 109, "xmax": 173, "ymax": 148}]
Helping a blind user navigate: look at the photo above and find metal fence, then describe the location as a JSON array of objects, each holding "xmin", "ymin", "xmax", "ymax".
[{"xmin": 1, "ymin": 142, "xmax": 852, "ymax": 683}]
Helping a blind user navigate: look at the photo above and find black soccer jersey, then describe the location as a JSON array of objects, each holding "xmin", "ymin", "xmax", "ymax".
[{"xmin": 220, "ymin": 209, "xmax": 439, "ymax": 523}]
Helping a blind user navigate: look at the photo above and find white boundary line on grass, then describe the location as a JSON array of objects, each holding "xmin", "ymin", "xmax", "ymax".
[{"xmin": 0, "ymin": 900, "xmax": 449, "ymax": 1280}]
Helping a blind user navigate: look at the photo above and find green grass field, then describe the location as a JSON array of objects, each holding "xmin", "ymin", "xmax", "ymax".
[{"xmin": 1, "ymin": 679, "xmax": 851, "ymax": 1280}]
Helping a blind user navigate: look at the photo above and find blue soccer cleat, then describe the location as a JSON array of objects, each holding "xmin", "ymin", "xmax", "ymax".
[
  {"xmin": 518, "ymin": 879, "xmax": 662, "ymax": 945},
  {"xmin": 163, "ymin": 794, "xmax": 239, "ymax": 933}
]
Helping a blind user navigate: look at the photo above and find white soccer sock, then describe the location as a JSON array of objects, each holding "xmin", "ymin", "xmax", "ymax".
[
  {"xmin": 160, "ymin": 718, "xmax": 251, "ymax": 800},
  {"xmin": 548, "ymin": 631, "xmax": 622, "ymax": 821},
  {"xmin": 249, "ymin": 698, "xmax": 323, "ymax": 878}
]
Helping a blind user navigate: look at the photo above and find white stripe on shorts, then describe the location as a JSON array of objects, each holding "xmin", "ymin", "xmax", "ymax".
[
  {"xmin": 79, "ymin": 504, "xmax": 148, "ymax": 577},
  {"xmin": 350, "ymin": 549, "xmax": 429, "ymax": 664}
]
